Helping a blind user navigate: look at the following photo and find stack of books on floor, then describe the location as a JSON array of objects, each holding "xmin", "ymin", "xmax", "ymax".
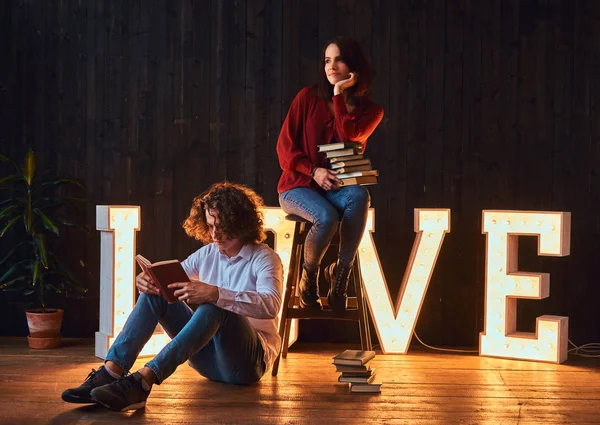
[
  {"xmin": 317, "ymin": 142, "xmax": 379, "ymax": 186},
  {"xmin": 332, "ymin": 349, "xmax": 381, "ymax": 393}
]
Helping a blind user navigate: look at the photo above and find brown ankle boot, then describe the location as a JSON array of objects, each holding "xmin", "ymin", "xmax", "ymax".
[
  {"xmin": 325, "ymin": 262, "xmax": 351, "ymax": 312},
  {"xmin": 299, "ymin": 267, "xmax": 322, "ymax": 310}
]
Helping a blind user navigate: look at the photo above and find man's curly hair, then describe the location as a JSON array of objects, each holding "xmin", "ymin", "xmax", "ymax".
[{"xmin": 183, "ymin": 182, "xmax": 266, "ymax": 245}]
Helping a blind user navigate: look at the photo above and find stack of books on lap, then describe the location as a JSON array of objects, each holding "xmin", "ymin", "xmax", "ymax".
[
  {"xmin": 318, "ymin": 142, "xmax": 379, "ymax": 186},
  {"xmin": 332, "ymin": 349, "xmax": 381, "ymax": 393}
]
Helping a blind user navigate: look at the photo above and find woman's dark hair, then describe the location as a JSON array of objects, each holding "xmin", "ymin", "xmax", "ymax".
[
  {"xmin": 317, "ymin": 36, "xmax": 373, "ymax": 101},
  {"xmin": 183, "ymin": 181, "xmax": 266, "ymax": 245}
]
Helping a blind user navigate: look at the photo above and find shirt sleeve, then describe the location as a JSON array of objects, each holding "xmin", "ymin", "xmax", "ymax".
[
  {"xmin": 276, "ymin": 87, "xmax": 314, "ymax": 177},
  {"xmin": 181, "ymin": 247, "xmax": 205, "ymax": 280},
  {"xmin": 216, "ymin": 250, "xmax": 283, "ymax": 320},
  {"xmin": 332, "ymin": 94, "xmax": 384, "ymax": 147}
]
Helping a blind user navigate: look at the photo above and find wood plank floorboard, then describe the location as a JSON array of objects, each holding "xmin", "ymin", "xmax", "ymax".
[{"xmin": 0, "ymin": 338, "xmax": 599, "ymax": 424}]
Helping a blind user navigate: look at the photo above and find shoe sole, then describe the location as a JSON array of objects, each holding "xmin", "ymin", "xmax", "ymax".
[
  {"xmin": 92, "ymin": 396, "xmax": 146, "ymax": 412},
  {"xmin": 61, "ymin": 393, "xmax": 95, "ymax": 404},
  {"xmin": 90, "ymin": 390, "xmax": 147, "ymax": 412}
]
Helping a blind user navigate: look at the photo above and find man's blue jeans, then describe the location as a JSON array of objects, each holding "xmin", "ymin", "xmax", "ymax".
[
  {"xmin": 279, "ymin": 185, "xmax": 370, "ymax": 272},
  {"xmin": 105, "ymin": 294, "xmax": 266, "ymax": 385}
]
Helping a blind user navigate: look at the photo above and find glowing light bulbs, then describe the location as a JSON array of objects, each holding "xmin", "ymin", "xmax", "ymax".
[
  {"xmin": 259, "ymin": 207, "xmax": 299, "ymax": 348},
  {"xmin": 95, "ymin": 206, "xmax": 170, "ymax": 358},
  {"xmin": 479, "ymin": 210, "xmax": 570, "ymax": 364},
  {"xmin": 96, "ymin": 205, "xmax": 571, "ymax": 365},
  {"xmin": 359, "ymin": 209, "xmax": 450, "ymax": 354}
]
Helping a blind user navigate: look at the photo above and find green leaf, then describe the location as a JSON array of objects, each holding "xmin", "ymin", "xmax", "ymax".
[
  {"xmin": 22, "ymin": 289, "xmax": 35, "ymax": 295},
  {"xmin": 32, "ymin": 262, "xmax": 40, "ymax": 285},
  {"xmin": 0, "ymin": 175, "xmax": 20, "ymax": 186},
  {"xmin": 24, "ymin": 201, "xmax": 33, "ymax": 234},
  {"xmin": 53, "ymin": 259, "xmax": 77, "ymax": 282},
  {"xmin": 0, "ymin": 242, "xmax": 24, "ymax": 267},
  {"xmin": 53, "ymin": 258, "xmax": 86, "ymax": 290},
  {"xmin": 34, "ymin": 208, "xmax": 59, "ymax": 235},
  {"xmin": 0, "ymin": 215, "xmax": 21, "ymax": 237},
  {"xmin": 71, "ymin": 285, "xmax": 87, "ymax": 293},
  {"xmin": 0, "ymin": 153, "xmax": 19, "ymax": 170},
  {"xmin": 47, "ymin": 217, "xmax": 87, "ymax": 234},
  {"xmin": 0, "ymin": 262, "xmax": 22, "ymax": 284},
  {"xmin": 34, "ymin": 234, "xmax": 49, "ymax": 268},
  {"xmin": 62, "ymin": 273, "xmax": 86, "ymax": 289},
  {"xmin": 0, "ymin": 205, "xmax": 19, "ymax": 222},
  {"xmin": 55, "ymin": 218, "xmax": 75, "ymax": 227},
  {"xmin": 42, "ymin": 177, "xmax": 86, "ymax": 190},
  {"xmin": 0, "ymin": 277, "xmax": 27, "ymax": 289},
  {"xmin": 23, "ymin": 149, "xmax": 35, "ymax": 186},
  {"xmin": 4, "ymin": 287, "xmax": 26, "ymax": 293},
  {"xmin": 46, "ymin": 284, "xmax": 62, "ymax": 293}
]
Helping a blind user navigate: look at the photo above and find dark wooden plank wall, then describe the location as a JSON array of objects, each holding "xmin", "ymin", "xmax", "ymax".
[{"xmin": 1, "ymin": 0, "xmax": 599, "ymax": 348}]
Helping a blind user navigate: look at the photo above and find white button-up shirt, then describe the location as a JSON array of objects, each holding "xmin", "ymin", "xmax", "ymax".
[{"xmin": 181, "ymin": 242, "xmax": 283, "ymax": 371}]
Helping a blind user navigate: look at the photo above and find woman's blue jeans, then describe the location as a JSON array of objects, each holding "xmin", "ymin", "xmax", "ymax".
[
  {"xmin": 105, "ymin": 294, "xmax": 266, "ymax": 385},
  {"xmin": 279, "ymin": 185, "xmax": 370, "ymax": 272}
]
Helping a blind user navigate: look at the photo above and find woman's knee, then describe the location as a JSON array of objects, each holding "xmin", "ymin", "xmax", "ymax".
[
  {"xmin": 313, "ymin": 209, "xmax": 339, "ymax": 233},
  {"xmin": 345, "ymin": 185, "xmax": 370, "ymax": 209}
]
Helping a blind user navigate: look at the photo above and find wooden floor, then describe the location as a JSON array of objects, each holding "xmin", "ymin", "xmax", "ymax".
[{"xmin": 0, "ymin": 338, "xmax": 599, "ymax": 424}]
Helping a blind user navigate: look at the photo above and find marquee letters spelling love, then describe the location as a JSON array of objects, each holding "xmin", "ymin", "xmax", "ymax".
[{"xmin": 95, "ymin": 206, "xmax": 570, "ymax": 364}]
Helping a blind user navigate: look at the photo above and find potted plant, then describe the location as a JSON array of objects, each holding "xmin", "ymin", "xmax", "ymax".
[{"xmin": 0, "ymin": 149, "xmax": 87, "ymax": 349}]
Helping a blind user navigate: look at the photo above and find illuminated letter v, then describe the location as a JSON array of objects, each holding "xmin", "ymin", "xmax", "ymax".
[{"xmin": 358, "ymin": 209, "xmax": 450, "ymax": 353}]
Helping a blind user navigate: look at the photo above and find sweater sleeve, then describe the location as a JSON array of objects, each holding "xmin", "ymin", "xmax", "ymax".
[
  {"xmin": 276, "ymin": 88, "xmax": 314, "ymax": 177},
  {"xmin": 332, "ymin": 94, "xmax": 384, "ymax": 147}
]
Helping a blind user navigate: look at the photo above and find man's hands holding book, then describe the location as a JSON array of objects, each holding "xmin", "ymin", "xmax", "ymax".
[
  {"xmin": 137, "ymin": 272, "xmax": 218, "ymax": 305},
  {"xmin": 169, "ymin": 280, "xmax": 219, "ymax": 305},
  {"xmin": 136, "ymin": 272, "xmax": 161, "ymax": 296}
]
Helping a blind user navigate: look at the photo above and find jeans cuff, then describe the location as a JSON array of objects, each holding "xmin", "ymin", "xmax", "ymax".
[
  {"xmin": 104, "ymin": 357, "xmax": 129, "ymax": 375},
  {"xmin": 144, "ymin": 362, "xmax": 164, "ymax": 385}
]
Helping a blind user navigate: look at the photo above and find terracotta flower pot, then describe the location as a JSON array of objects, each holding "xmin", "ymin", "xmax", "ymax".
[
  {"xmin": 27, "ymin": 335, "xmax": 61, "ymax": 349},
  {"xmin": 25, "ymin": 308, "xmax": 64, "ymax": 349}
]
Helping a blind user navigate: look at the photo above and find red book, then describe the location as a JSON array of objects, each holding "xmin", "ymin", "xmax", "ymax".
[{"xmin": 135, "ymin": 254, "xmax": 189, "ymax": 303}]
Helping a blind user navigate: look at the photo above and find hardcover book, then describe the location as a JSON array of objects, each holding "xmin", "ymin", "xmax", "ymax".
[
  {"xmin": 318, "ymin": 141, "xmax": 362, "ymax": 152},
  {"xmin": 330, "ymin": 158, "xmax": 371, "ymax": 169},
  {"xmin": 324, "ymin": 147, "xmax": 360, "ymax": 158},
  {"xmin": 329, "ymin": 154, "xmax": 364, "ymax": 163},
  {"xmin": 349, "ymin": 378, "xmax": 382, "ymax": 393},
  {"xmin": 334, "ymin": 362, "xmax": 373, "ymax": 373},
  {"xmin": 332, "ymin": 164, "xmax": 373, "ymax": 174},
  {"xmin": 332, "ymin": 350, "xmax": 377, "ymax": 366},
  {"xmin": 338, "ymin": 373, "xmax": 377, "ymax": 384},
  {"xmin": 339, "ymin": 176, "xmax": 378, "ymax": 186},
  {"xmin": 339, "ymin": 367, "xmax": 376, "ymax": 378},
  {"xmin": 135, "ymin": 254, "xmax": 189, "ymax": 303},
  {"xmin": 336, "ymin": 170, "xmax": 379, "ymax": 179}
]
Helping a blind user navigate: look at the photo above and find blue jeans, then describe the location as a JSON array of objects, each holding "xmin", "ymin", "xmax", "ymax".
[
  {"xmin": 279, "ymin": 185, "xmax": 370, "ymax": 271},
  {"xmin": 105, "ymin": 294, "xmax": 266, "ymax": 385}
]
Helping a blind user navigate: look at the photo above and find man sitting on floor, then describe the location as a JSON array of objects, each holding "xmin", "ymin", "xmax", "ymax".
[{"xmin": 62, "ymin": 182, "xmax": 283, "ymax": 411}]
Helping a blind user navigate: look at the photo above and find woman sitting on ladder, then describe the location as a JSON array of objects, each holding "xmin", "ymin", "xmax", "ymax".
[{"xmin": 276, "ymin": 36, "xmax": 384, "ymax": 312}]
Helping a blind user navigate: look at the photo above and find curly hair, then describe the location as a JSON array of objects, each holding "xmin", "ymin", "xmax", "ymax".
[
  {"xmin": 317, "ymin": 36, "xmax": 373, "ymax": 102},
  {"xmin": 182, "ymin": 182, "xmax": 266, "ymax": 245}
]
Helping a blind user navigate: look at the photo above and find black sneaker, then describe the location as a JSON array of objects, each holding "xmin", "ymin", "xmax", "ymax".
[
  {"xmin": 61, "ymin": 366, "xmax": 118, "ymax": 403},
  {"xmin": 90, "ymin": 372, "xmax": 151, "ymax": 411}
]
